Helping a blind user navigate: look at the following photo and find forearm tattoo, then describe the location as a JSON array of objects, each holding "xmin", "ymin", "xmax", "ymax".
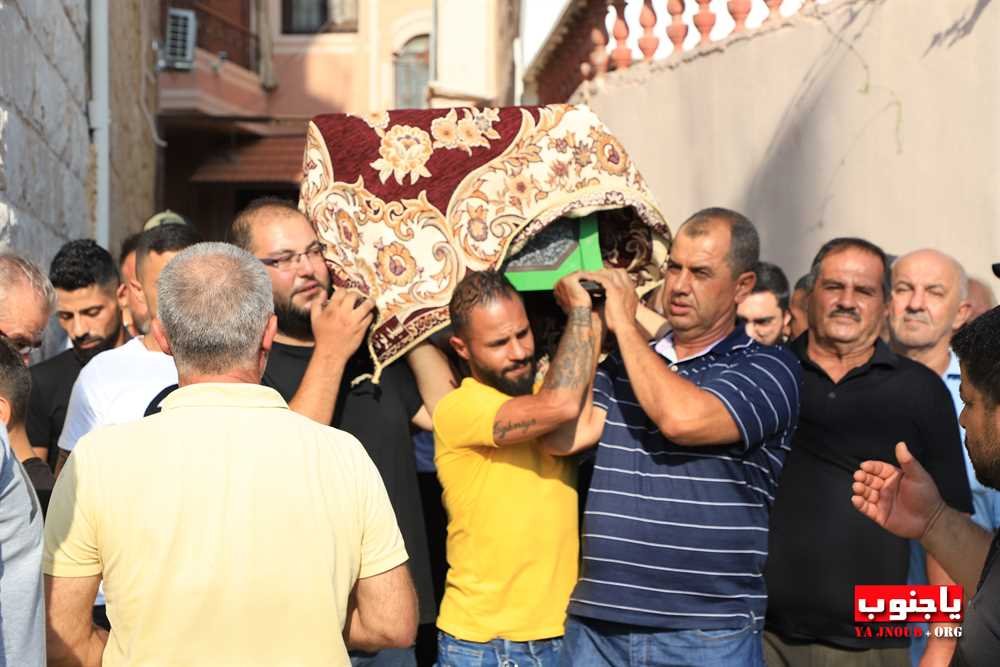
[
  {"xmin": 544, "ymin": 306, "xmax": 596, "ymax": 391},
  {"xmin": 493, "ymin": 418, "xmax": 539, "ymax": 443}
]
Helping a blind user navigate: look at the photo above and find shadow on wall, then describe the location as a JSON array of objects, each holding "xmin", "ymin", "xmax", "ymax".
[
  {"xmin": 744, "ymin": 0, "xmax": 893, "ymax": 273},
  {"xmin": 924, "ymin": 0, "xmax": 992, "ymax": 55}
]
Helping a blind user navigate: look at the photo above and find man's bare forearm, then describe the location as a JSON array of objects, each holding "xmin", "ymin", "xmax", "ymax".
[
  {"xmin": 920, "ymin": 505, "xmax": 993, "ymax": 595},
  {"xmin": 287, "ymin": 346, "xmax": 349, "ymax": 424},
  {"xmin": 48, "ymin": 625, "xmax": 108, "ymax": 667}
]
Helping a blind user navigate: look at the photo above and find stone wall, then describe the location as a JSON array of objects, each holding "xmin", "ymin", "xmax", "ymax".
[
  {"xmin": 574, "ymin": 0, "xmax": 1000, "ymax": 286},
  {"xmin": 0, "ymin": 0, "xmax": 93, "ymax": 266}
]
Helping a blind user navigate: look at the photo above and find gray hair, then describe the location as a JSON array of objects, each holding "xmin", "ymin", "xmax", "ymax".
[
  {"xmin": 679, "ymin": 208, "xmax": 760, "ymax": 277},
  {"xmin": 157, "ymin": 243, "xmax": 274, "ymax": 375},
  {"xmin": 0, "ymin": 251, "xmax": 56, "ymax": 318},
  {"xmin": 807, "ymin": 237, "xmax": 891, "ymax": 301}
]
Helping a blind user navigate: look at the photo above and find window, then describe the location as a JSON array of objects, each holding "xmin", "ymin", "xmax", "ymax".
[
  {"xmin": 281, "ymin": 0, "xmax": 357, "ymax": 34},
  {"xmin": 394, "ymin": 35, "xmax": 430, "ymax": 109}
]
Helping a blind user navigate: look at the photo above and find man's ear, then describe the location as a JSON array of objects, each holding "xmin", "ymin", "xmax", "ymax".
[
  {"xmin": 151, "ymin": 319, "xmax": 172, "ymax": 357},
  {"xmin": 130, "ymin": 278, "xmax": 146, "ymax": 307},
  {"xmin": 261, "ymin": 314, "xmax": 278, "ymax": 353},
  {"xmin": 734, "ymin": 271, "xmax": 756, "ymax": 304},
  {"xmin": 449, "ymin": 335, "xmax": 470, "ymax": 362},
  {"xmin": 0, "ymin": 396, "xmax": 11, "ymax": 427},
  {"xmin": 953, "ymin": 300, "xmax": 972, "ymax": 333}
]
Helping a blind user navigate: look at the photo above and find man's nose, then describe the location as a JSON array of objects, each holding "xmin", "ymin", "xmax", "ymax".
[
  {"xmin": 906, "ymin": 288, "xmax": 926, "ymax": 312},
  {"xmin": 71, "ymin": 317, "xmax": 87, "ymax": 339}
]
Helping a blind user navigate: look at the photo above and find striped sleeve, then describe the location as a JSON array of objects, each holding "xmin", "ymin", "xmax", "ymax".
[{"xmin": 700, "ymin": 347, "xmax": 801, "ymax": 452}]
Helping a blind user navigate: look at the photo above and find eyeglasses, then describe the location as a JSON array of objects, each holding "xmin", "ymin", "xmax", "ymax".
[
  {"xmin": 258, "ymin": 243, "xmax": 327, "ymax": 271},
  {"xmin": 0, "ymin": 329, "xmax": 43, "ymax": 357}
]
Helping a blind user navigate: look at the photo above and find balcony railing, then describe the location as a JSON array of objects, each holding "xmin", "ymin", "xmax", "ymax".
[
  {"xmin": 527, "ymin": 0, "xmax": 836, "ymax": 104},
  {"xmin": 168, "ymin": 0, "xmax": 259, "ymax": 72}
]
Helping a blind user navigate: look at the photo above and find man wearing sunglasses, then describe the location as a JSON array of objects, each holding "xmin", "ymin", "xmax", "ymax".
[{"xmin": 0, "ymin": 250, "xmax": 54, "ymax": 667}]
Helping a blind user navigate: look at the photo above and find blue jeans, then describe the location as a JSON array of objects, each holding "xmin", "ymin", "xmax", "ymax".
[
  {"xmin": 560, "ymin": 616, "xmax": 764, "ymax": 667},
  {"xmin": 349, "ymin": 647, "xmax": 417, "ymax": 667},
  {"xmin": 436, "ymin": 631, "xmax": 563, "ymax": 666}
]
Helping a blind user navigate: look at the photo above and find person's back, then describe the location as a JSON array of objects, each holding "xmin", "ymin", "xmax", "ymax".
[
  {"xmin": 47, "ymin": 383, "xmax": 399, "ymax": 665},
  {"xmin": 44, "ymin": 243, "xmax": 416, "ymax": 667}
]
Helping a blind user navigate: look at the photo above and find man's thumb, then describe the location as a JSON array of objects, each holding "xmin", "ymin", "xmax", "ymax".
[{"xmin": 895, "ymin": 442, "xmax": 921, "ymax": 473}]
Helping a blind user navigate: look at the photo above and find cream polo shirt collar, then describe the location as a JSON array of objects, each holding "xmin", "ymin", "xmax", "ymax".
[{"xmin": 160, "ymin": 382, "xmax": 290, "ymax": 411}]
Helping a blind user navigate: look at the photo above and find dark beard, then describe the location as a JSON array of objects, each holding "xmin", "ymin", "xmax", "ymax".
[
  {"xmin": 74, "ymin": 324, "xmax": 122, "ymax": 365},
  {"xmin": 274, "ymin": 284, "xmax": 332, "ymax": 340},
  {"xmin": 474, "ymin": 359, "xmax": 536, "ymax": 396}
]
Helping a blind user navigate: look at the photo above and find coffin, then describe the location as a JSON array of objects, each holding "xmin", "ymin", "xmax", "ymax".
[{"xmin": 298, "ymin": 104, "xmax": 670, "ymax": 379}]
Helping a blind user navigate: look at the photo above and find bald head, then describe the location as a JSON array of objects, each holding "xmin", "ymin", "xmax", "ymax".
[
  {"xmin": 229, "ymin": 197, "xmax": 306, "ymax": 254},
  {"xmin": 967, "ymin": 277, "xmax": 997, "ymax": 322},
  {"xmin": 889, "ymin": 248, "xmax": 970, "ymax": 354}
]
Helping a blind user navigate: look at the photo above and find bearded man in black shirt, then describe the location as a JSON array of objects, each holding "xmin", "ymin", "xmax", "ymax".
[
  {"xmin": 26, "ymin": 240, "xmax": 128, "ymax": 470},
  {"xmin": 853, "ymin": 304, "xmax": 1000, "ymax": 665},
  {"xmin": 229, "ymin": 198, "xmax": 453, "ymax": 667}
]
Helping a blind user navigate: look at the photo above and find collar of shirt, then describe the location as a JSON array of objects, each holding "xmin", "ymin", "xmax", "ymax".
[
  {"xmin": 791, "ymin": 333, "xmax": 898, "ymax": 381},
  {"xmin": 652, "ymin": 325, "xmax": 751, "ymax": 364},
  {"xmin": 945, "ymin": 348, "xmax": 961, "ymax": 381},
  {"xmin": 160, "ymin": 383, "xmax": 290, "ymax": 411}
]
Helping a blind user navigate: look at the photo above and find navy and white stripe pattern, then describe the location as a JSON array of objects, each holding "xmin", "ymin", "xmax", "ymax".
[{"xmin": 569, "ymin": 328, "xmax": 801, "ymax": 631}]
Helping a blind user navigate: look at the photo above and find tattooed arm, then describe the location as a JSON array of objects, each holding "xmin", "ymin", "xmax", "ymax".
[{"xmin": 490, "ymin": 275, "xmax": 601, "ymax": 447}]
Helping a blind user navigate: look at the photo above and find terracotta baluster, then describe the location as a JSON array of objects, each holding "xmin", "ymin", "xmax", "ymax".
[
  {"xmin": 610, "ymin": 0, "xmax": 632, "ymax": 70},
  {"xmin": 728, "ymin": 0, "xmax": 751, "ymax": 33},
  {"xmin": 638, "ymin": 0, "xmax": 660, "ymax": 62},
  {"xmin": 589, "ymin": 22, "xmax": 609, "ymax": 78},
  {"xmin": 693, "ymin": 0, "xmax": 715, "ymax": 46},
  {"xmin": 765, "ymin": 0, "xmax": 782, "ymax": 23},
  {"xmin": 665, "ymin": 0, "xmax": 687, "ymax": 54}
]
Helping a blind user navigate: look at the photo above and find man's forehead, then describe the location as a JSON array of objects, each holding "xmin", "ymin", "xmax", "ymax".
[
  {"xmin": 250, "ymin": 211, "xmax": 315, "ymax": 251},
  {"xmin": 671, "ymin": 228, "xmax": 730, "ymax": 262},
  {"xmin": 892, "ymin": 253, "xmax": 959, "ymax": 288},
  {"xmin": 55, "ymin": 284, "xmax": 115, "ymax": 308},
  {"xmin": 820, "ymin": 249, "xmax": 883, "ymax": 282}
]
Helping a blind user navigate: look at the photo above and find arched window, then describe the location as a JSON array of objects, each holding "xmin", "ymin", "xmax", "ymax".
[
  {"xmin": 394, "ymin": 35, "xmax": 430, "ymax": 109},
  {"xmin": 282, "ymin": 0, "xmax": 357, "ymax": 34}
]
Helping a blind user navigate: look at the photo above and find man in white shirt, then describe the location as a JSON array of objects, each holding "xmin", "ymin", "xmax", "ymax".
[{"xmin": 56, "ymin": 223, "xmax": 203, "ymax": 471}]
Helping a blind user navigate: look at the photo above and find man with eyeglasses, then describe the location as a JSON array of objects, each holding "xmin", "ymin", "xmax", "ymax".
[
  {"xmin": 0, "ymin": 251, "xmax": 54, "ymax": 667},
  {"xmin": 229, "ymin": 198, "xmax": 451, "ymax": 667}
]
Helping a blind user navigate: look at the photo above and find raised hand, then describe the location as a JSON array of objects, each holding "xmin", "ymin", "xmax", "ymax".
[
  {"xmin": 311, "ymin": 288, "xmax": 375, "ymax": 361},
  {"xmin": 582, "ymin": 269, "xmax": 637, "ymax": 334},
  {"xmin": 851, "ymin": 442, "xmax": 947, "ymax": 540},
  {"xmin": 554, "ymin": 272, "xmax": 593, "ymax": 313}
]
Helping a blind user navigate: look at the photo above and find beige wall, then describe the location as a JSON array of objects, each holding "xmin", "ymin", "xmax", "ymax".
[
  {"xmin": 108, "ymin": 0, "xmax": 161, "ymax": 252},
  {"xmin": 574, "ymin": 0, "xmax": 1000, "ymax": 285}
]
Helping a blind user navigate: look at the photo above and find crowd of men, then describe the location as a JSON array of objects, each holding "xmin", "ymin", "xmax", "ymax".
[{"xmin": 0, "ymin": 202, "xmax": 998, "ymax": 667}]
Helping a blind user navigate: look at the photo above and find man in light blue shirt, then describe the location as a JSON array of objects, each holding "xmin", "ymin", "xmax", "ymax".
[{"xmin": 888, "ymin": 248, "xmax": 1000, "ymax": 665}]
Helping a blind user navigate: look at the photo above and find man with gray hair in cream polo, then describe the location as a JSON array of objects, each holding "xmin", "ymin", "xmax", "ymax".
[{"xmin": 43, "ymin": 243, "xmax": 417, "ymax": 667}]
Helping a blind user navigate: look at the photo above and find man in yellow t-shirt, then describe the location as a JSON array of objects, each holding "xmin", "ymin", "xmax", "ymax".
[
  {"xmin": 433, "ymin": 270, "xmax": 602, "ymax": 666},
  {"xmin": 43, "ymin": 243, "xmax": 418, "ymax": 666}
]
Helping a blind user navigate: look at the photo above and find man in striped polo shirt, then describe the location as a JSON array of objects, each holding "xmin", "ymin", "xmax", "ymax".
[{"xmin": 543, "ymin": 208, "xmax": 801, "ymax": 666}]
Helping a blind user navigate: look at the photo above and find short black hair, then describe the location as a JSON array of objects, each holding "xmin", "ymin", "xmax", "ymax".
[
  {"xmin": 679, "ymin": 207, "xmax": 760, "ymax": 277},
  {"xmin": 49, "ymin": 239, "xmax": 119, "ymax": 292},
  {"xmin": 793, "ymin": 273, "xmax": 812, "ymax": 292},
  {"xmin": 135, "ymin": 223, "xmax": 203, "ymax": 277},
  {"xmin": 119, "ymin": 232, "xmax": 143, "ymax": 266},
  {"xmin": 228, "ymin": 197, "xmax": 303, "ymax": 252},
  {"xmin": 0, "ymin": 338, "xmax": 30, "ymax": 427},
  {"xmin": 808, "ymin": 237, "xmax": 890, "ymax": 300},
  {"xmin": 751, "ymin": 261, "xmax": 790, "ymax": 310},
  {"xmin": 449, "ymin": 270, "xmax": 520, "ymax": 335},
  {"xmin": 953, "ymin": 306, "xmax": 1000, "ymax": 407}
]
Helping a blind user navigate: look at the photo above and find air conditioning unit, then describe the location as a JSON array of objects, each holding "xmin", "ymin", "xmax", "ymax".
[{"xmin": 163, "ymin": 8, "xmax": 196, "ymax": 70}]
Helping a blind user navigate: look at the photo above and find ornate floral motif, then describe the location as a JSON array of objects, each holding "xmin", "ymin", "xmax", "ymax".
[
  {"xmin": 371, "ymin": 125, "xmax": 433, "ymax": 185},
  {"xmin": 377, "ymin": 241, "xmax": 419, "ymax": 286},
  {"xmin": 591, "ymin": 127, "xmax": 630, "ymax": 176},
  {"xmin": 431, "ymin": 107, "xmax": 501, "ymax": 155},
  {"xmin": 336, "ymin": 210, "xmax": 360, "ymax": 253},
  {"xmin": 360, "ymin": 110, "xmax": 390, "ymax": 132}
]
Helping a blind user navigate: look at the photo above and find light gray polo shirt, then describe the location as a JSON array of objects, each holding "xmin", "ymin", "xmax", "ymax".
[{"xmin": 0, "ymin": 424, "xmax": 45, "ymax": 666}]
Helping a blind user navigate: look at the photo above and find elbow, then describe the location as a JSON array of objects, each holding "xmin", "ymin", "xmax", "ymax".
[
  {"xmin": 655, "ymin": 416, "xmax": 699, "ymax": 446},
  {"xmin": 383, "ymin": 614, "xmax": 418, "ymax": 649}
]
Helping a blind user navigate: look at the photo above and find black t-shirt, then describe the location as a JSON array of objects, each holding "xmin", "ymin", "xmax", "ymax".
[
  {"xmin": 26, "ymin": 348, "xmax": 84, "ymax": 469},
  {"xmin": 262, "ymin": 342, "xmax": 436, "ymax": 625},
  {"xmin": 766, "ymin": 336, "xmax": 973, "ymax": 649},
  {"xmin": 952, "ymin": 532, "xmax": 1000, "ymax": 665}
]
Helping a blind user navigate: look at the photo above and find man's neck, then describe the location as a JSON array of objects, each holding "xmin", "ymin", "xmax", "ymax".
[
  {"xmin": 807, "ymin": 333, "xmax": 878, "ymax": 383},
  {"xmin": 178, "ymin": 368, "xmax": 261, "ymax": 387},
  {"xmin": 673, "ymin": 318, "xmax": 735, "ymax": 361},
  {"xmin": 114, "ymin": 324, "xmax": 130, "ymax": 347},
  {"xmin": 892, "ymin": 338, "xmax": 952, "ymax": 376},
  {"xmin": 274, "ymin": 331, "xmax": 315, "ymax": 347},
  {"xmin": 142, "ymin": 331, "xmax": 163, "ymax": 353},
  {"xmin": 7, "ymin": 425, "xmax": 37, "ymax": 463}
]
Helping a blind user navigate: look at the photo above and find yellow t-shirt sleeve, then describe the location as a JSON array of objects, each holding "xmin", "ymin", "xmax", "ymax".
[
  {"xmin": 44, "ymin": 440, "xmax": 103, "ymax": 577},
  {"xmin": 433, "ymin": 380, "xmax": 512, "ymax": 450},
  {"xmin": 356, "ymin": 443, "xmax": 409, "ymax": 579}
]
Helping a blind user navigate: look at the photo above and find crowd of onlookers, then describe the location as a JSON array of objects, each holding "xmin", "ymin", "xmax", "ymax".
[{"xmin": 0, "ymin": 202, "xmax": 998, "ymax": 667}]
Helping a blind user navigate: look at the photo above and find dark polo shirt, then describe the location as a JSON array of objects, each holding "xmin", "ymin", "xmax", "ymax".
[{"xmin": 766, "ymin": 335, "xmax": 973, "ymax": 649}]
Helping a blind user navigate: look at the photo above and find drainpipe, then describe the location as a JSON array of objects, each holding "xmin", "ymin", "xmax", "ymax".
[{"xmin": 90, "ymin": 0, "xmax": 111, "ymax": 248}]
